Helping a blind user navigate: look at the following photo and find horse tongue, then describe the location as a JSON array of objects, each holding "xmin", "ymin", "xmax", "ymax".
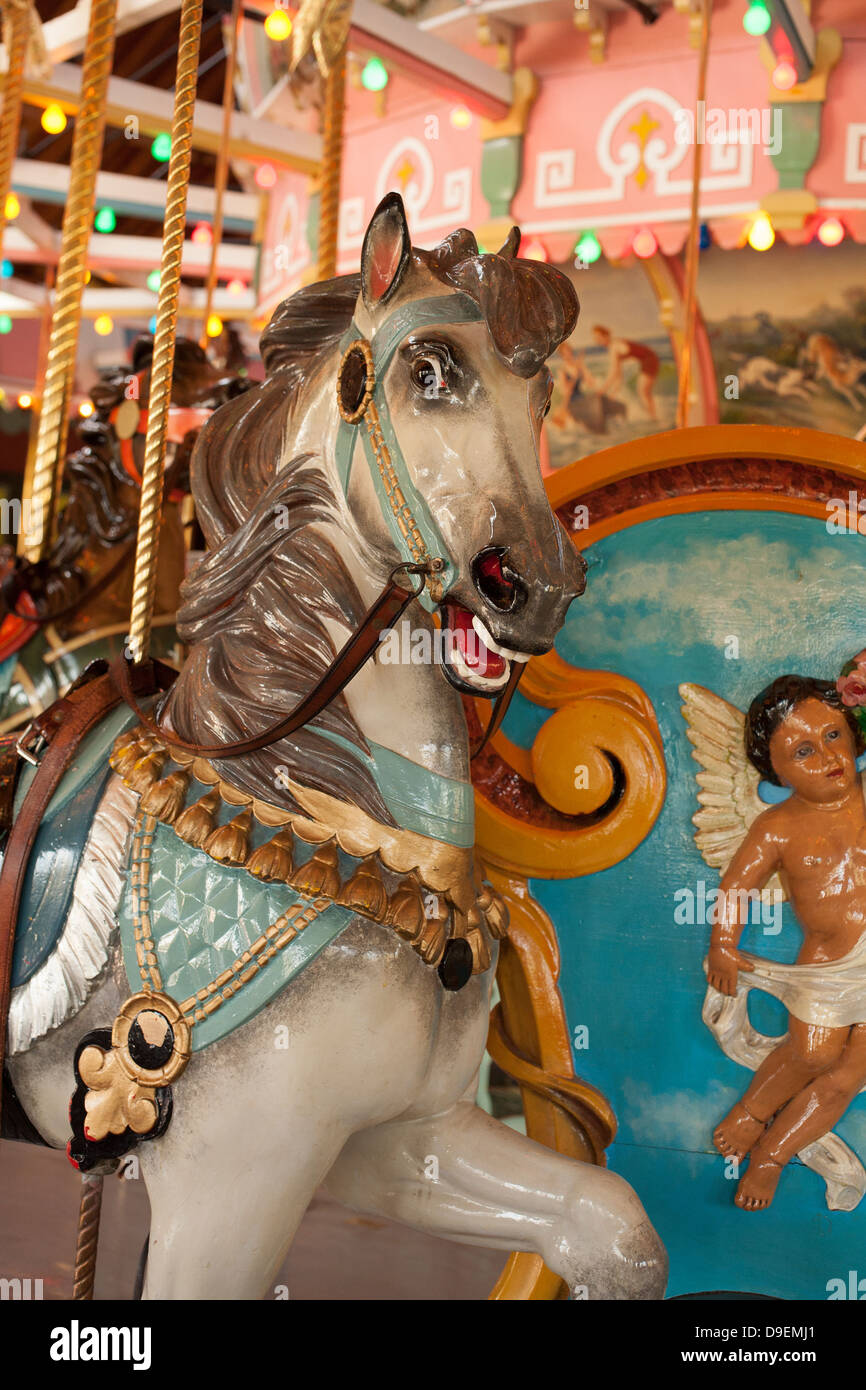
[{"xmin": 450, "ymin": 606, "xmax": 506, "ymax": 678}]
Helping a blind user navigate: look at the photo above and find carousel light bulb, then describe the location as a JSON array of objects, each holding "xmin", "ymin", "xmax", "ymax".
[
  {"xmin": 41, "ymin": 103, "xmax": 67, "ymax": 135},
  {"xmin": 522, "ymin": 239, "xmax": 548, "ymax": 262},
  {"xmin": 0, "ymin": 314, "xmax": 11, "ymax": 334},
  {"xmin": 227, "ymin": 277, "xmax": 246, "ymax": 296},
  {"xmin": 574, "ymin": 231, "xmax": 602, "ymax": 265},
  {"xmin": 743, "ymin": 1, "xmax": 771, "ymax": 37},
  {"xmin": 149, "ymin": 315, "xmax": 157, "ymax": 333},
  {"xmin": 94, "ymin": 313, "xmax": 114, "ymax": 336},
  {"xmin": 94, "ymin": 206, "xmax": 116, "ymax": 234},
  {"xmin": 151, "ymin": 132, "xmax": 172, "ymax": 162},
  {"xmin": 5, "ymin": 193, "xmax": 19, "ymax": 220},
  {"xmin": 78, "ymin": 400, "xmax": 94, "ymax": 417},
  {"xmin": 206, "ymin": 313, "xmax": 223, "ymax": 338},
  {"xmin": 264, "ymin": 7, "xmax": 292, "ymax": 40},
  {"xmin": 84, "ymin": 269, "xmax": 91, "ymax": 284},
  {"xmin": 361, "ymin": 57, "xmax": 389, "ymax": 92},
  {"xmin": 818, "ymin": 216, "xmax": 845, "ymax": 247},
  {"xmin": 255, "ymin": 162, "xmax": 277, "ymax": 190},
  {"xmin": 147, "ymin": 269, "xmax": 161, "ymax": 292},
  {"xmin": 632, "ymin": 227, "xmax": 658, "ymax": 259},
  {"xmin": 1, "ymin": 259, "xmax": 12, "ymax": 278},
  {"xmin": 450, "ymin": 106, "xmax": 472, "ymax": 130},
  {"xmin": 748, "ymin": 212, "xmax": 775, "ymax": 251},
  {"xmin": 192, "ymin": 221, "xmax": 212, "ymax": 245},
  {"xmin": 17, "ymin": 393, "xmax": 32, "ymax": 409},
  {"xmin": 772, "ymin": 59, "xmax": 797, "ymax": 91}
]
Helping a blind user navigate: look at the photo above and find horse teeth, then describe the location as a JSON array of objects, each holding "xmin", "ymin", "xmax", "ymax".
[{"xmin": 471, "ymin": 615, "xmax": 531, "ymax": 663}]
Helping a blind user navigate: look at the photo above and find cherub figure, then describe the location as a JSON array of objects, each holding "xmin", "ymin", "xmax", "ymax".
[{"xmin": 681, "ymin": 671, "xmax": 866, "ymax": 1212}]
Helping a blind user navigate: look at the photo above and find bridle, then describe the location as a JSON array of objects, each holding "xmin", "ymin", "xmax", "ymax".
[{"xmin": 108, "ymin": 291, "xmax": 525, "ymax": 762}]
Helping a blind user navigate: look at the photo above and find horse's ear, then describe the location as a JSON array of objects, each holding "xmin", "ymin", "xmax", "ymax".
[
  {"xmin": 361, "ymin": 192, "xmax": 411, "ymax": 310},
  {"xmin": 498, "ymin": 226, "xmax": 520, "ymax": 258}
]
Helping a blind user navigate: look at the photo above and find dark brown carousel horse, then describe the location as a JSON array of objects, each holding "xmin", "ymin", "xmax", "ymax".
[{"xmin": 0, "ymin": 336, "xmax": 250, "ymax": 731}]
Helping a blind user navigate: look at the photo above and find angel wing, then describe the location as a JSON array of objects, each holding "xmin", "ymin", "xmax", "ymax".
[{"xmin": 679, "ymin": 682, "xmax": 785, "ymax": 902}]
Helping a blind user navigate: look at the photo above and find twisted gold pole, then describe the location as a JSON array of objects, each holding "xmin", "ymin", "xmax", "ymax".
[
  {"xmin": 0, "ymin": 0, "xmax": 29, "ymax": 258},
  {"xmin": 200, "ymin": 0, "xmax": 242, "ymax": 350},
  {"xmin": 316, "ymin": 40, "xmax": 346, "ymax": 282},
  {"xmin": 127, "ymin": 0, "xmax": 203, "ymax": 664},
  {"xmin": 72, "ymin": 1174, "xmax": 104, "ymax": 1300},
  {"xmin": 22, "ymin": 0, "xmax": 117, "ymax": 562},
  {"xmin": 676, "ymin": 0, "xmax": 712, "ymax": 430}
]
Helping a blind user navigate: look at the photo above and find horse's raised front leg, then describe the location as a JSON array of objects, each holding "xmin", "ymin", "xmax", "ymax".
[{"xmin": 323, "ymin": 1101, "xmax": 667, "ymax": 1299}]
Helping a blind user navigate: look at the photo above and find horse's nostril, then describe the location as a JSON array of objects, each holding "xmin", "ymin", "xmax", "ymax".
[{"xmin": 471, "ymin": 548, "xmax": 526, "ymax": 613}]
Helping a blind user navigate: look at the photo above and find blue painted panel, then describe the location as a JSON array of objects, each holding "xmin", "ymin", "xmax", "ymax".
[{"xmin": 512, "ymin": 509, "xmax": 866, "ymax": 1299}]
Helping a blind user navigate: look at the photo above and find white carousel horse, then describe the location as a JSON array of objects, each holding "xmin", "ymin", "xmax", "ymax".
[{"xmin": 6, "ymin": 194, "xmax": 667, "ymax": 1300}]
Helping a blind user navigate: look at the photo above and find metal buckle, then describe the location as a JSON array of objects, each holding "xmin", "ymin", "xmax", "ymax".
[{"xmin": 15, "ymin": 721, "xmax": 46, "ymax": 766}]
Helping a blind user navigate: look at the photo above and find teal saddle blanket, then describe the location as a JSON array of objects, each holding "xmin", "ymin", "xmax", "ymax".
[
  {"xmin": 10, "ymin": 706, "xmax": 355, "ymax": 1051},
  {"xmin": 116, "ymin": 800, "xmax": 356, "ymax": 1053}
]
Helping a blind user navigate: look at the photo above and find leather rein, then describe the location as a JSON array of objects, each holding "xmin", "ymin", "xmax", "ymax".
[{"xmin": 104, "ymin": 558, "xmax": 522, "ymax": 765}]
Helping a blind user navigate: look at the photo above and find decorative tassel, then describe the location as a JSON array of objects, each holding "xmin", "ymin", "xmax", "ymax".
[
  {"xmin": 140, "ymin": 770, "xmax": 191, "ymax": 825},
  {"xmin": 477, "ymin": 883, "xmax": 509, "ymax": 940},
  {"xmin": 336, "ymin": 855, "xmax": 388, "ymax": 920},
  {"xmin": 416, "ymin": 911, "xmax": 448, "ymax": 966},
  {"xmin": 111, "ymin": 734, "xmax": 153, "ymax": 779},
  {"xmin": 204, "ymin": 809, "xmax": 252, "ymax": 866},
  {"xmin": 247, "ymin": 828, "xmax": 295, "ymax": 882},
  {"xmin": 463, "ymin": 925, "xmax": 491, "ymax": 974},
  {"xmin": 175, "ymin": 788, "xmax": 221, "ymax": 849},
  {"xmin": 126, "ymin": 748, "xmax": 167, "ymax": 795},
  {"xmin": 385, "ymin": 875, "xmax": 426, "ymax": 943},
  {"xmin": 290, "ymin": 840, "xmax": 340, "ymax": 898}
]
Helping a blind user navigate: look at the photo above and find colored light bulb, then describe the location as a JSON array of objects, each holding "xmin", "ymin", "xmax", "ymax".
[
  {"xmin": 149, "ymin": 315, "xmax": 157, "ymax": 333},
  {"xmin": 0, "ymin": 314, "xmax": 11, "ymax": 334},
  {"xmin": 41, "ymin": 103, "xmax": 67, "ymax": 135},
  {"xmin": 94, "ymin": 313, "xmax": 114, "ymax": 336},
  {"xmin": 5, "ymin": 194, "xmax": 19, "ymax": 220},
  {"xmin": 632, "ymin": 227, "xmax": 658, "ymax": 259},
  {"xmin": 147, "ymin": 269, "xmax": 161, "ymax": 292},
  {"xmin": 227, "ymin": 278, "xmax": 246, "ymax": 296},
  {"xmin": 748, "ymin": 212, "xmax": 775, "ymax": 251},
  {"xmin": 79, "ymin": 400, "xmax": 94, "ymax": 417},
  {"xmin": 575, "ymin": 231, "xmax": 602, "ymax": 265},
  {"xmin": 522, "ymin": 239, "xmax": 548, "ymax": 262},
  {"xmin": 151, "ymin": 132, "xmax": 172, "ymax": 162},
  {"xmin": 264, "ymin": 7, "xmax": 292, "ymax": 40},
  {"xmin": 255, "ymin": 163, "xmax": 277, "ymax": 190},
  {"xmin": 818, "ymin": 216, "xmax": 844, "ymax": 247},
  {"xmin": 17, "ymin": 393, "xmax": 32, "ymax": 409},
  {"xmin": 772, "ymin": 59, "xmax": 797, "ymax": 91},
  {"xmin": 743, "ymin": 2, "xmax": 771, "ymax": 37},
  {"xmin": 1, "ymin": 260, "xmax": 12, "ymax": 278},
  {"xmin": 450, "ymin": 106, "xmax": 472, "ymax": 130},
  {"xmin": 361, "ymin": 57, "xmax": 389, "ymax": 92},
  {"xmin": 192, "ymin": 222, "xmax": 212, "ymax": 245},
  {"xmin": 94, "ymin": 207, "xmax": 116, "ymax": 233},
  {"xmin": 206, "ymin": 313, "xmax": 223, "ymax": 338}
]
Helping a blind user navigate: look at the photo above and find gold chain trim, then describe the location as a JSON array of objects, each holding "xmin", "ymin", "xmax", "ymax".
[{"xmin": 129, "ymin": 809, "xmax": 332, "ymax": 1029}]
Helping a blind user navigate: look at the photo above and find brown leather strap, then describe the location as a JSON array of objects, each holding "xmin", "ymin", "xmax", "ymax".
[
  {"xmin": 0, "ymin": 661, "xmax": 166, "ymax": 1128},
  {"xmin": 470, "ymin": 658, "xmax": 525, "ymax": 760},
  {"xmin": 109, "ymin": 563, "xmax": 432, "ymax": 759}
]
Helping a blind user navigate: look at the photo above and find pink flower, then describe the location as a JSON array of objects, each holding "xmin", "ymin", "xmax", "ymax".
[{"xmin": 837, "ymin": 670, "xmax": 866, "ymax": 707}]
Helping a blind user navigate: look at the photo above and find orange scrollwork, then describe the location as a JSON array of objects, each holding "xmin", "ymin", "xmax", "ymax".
[{"xmin": 475, "ymin": 649, "xmax": 666, "ymax": 880}]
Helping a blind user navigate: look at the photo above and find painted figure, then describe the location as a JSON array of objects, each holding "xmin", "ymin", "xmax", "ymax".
[
  {"xmin": 5, "ymin": 195, "xmax": 667, "ymax": 1300},
  {"xmin": 552, "ymin": 340, "xmax": 627, "ymax": 435},
  {"xmin": 591, "ymin": 324, "xmax": 660, "ymax": 422},
  {"xmin": 682, "ymin": 673, "xmax": 866, "ymax": 1213}
]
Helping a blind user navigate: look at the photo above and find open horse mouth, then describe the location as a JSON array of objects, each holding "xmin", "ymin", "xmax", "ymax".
[{"xmin": 439, "ymin": 599, "xmax": 531, "ymax": 696}]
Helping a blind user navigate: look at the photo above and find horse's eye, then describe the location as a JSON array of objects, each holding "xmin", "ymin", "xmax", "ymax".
[{"xmin": 411, "ymin": 353, "xmax": 447, "ymax": 397}]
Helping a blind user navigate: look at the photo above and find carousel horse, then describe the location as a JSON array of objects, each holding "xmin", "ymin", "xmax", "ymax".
[
  {"xmin": 2, "ymin": 195, "xmax": 667, "ymax": 1300},
  {"xmin": 0, "ymin": 336, "xmax": 249, "ymax": 733}
]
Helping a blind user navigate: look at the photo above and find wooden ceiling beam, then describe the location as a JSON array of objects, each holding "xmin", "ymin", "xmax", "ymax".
[{"xmin": 22, "ymin": 64, "xmax": 321, "ymax": 172}]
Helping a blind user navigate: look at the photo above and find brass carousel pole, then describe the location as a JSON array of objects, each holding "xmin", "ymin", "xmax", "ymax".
[
  {"xmin": 0, "ymin": 0, "xmax": 30, "ymax": 257},
  {"xmin": 21, "ymin": 0, "xmax": 118, "ymax": 562},
  {"xmin": 316, "ymin": 41, "xmax": 346, "ymax": 282},
  {"xmin": 199, "ymin": 0, "xmax": 242, "ymax": 350},
  {"xmin": 127, "ymin": 0, "xmax": 203, "ymax": 664},
  {"xmin": 676, "ymin": 0, "xmax": 712, "ymax": 430}
]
